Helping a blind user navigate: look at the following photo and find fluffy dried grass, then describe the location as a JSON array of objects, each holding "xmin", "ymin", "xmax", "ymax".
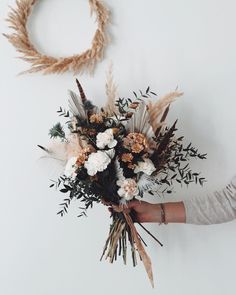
[
  {"xmin": 103, "ymin": 62, "xmax": 118, "ymax": 115},
  {"xmin": 148, "ymin": 90, "xmax": 184, "ymax": 132},
  {"xmin": 4, "ymin": 0, "xmax": 110, "ymax": 75}
]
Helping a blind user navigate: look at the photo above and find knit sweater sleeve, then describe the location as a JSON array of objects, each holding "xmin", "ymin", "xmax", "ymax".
[{"xmin": 183, "ymin": 176, "xmax": 236, "ymax": 225}]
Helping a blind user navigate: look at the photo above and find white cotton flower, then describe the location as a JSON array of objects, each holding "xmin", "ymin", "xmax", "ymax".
[
  {"xmin": 96, "ymin": 128, "xmax": 117, "ymax": 149},
  {"xmin": 84, "ymin": 149, "xmax": 115, "ymax": 176},
  {"xmin": 64, "ymin": 157, "xmax": 78, "ymax": 178},
  {"xmin": 134, "ymin": 158, "xmax": 156, "ymax": 175},
  {"xmin": 117, "ymin": 178, "xmax": 139, "ymax": 201}
]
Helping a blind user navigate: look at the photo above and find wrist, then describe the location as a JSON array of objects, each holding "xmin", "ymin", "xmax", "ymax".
[
  {"xmin": 163, "ymin": 202, "xmax": 186, "ymax": 223},
  {"xmin": 150, "ymin": 203, "xmax": 163, "ymax": 223}
]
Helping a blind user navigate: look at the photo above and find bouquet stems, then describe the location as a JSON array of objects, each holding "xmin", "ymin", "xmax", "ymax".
[{"xmin": 100, "ymin": 211, "xmax": 155, "ymax": 287}]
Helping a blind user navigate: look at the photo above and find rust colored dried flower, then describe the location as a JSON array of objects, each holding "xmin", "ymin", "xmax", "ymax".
[
  {"xmin": 131, "ymin": 143, "xmax": 144, "ymax": 153},
  {"xmin": 142, "ymin": 137, "xmax": 148, "ymax": 148},
  {"xmin": 112, "ymin": 128, "xmax": 119, "ymax": 134},
  {"xmin": 76, "ymin": 147, "xmax": 91, "ymax": 167},
  {"xmin": 76, "ymin": 154, "xmax": 87, "ymax": 167},
  {"xmin": 123, "ymin": 132, "xmax": 149, "ymax": 153},
  {"xmin": 89, "ymin": 113, "xmax": 104, "ymax": 124},
  {"xmin": 127, "ymin": 163, "xmax": 136, "ymax": 169},
  {"xmin": 136, "ymin": 133, "xmax": 146, "ymax": 144},
  {"xmin": 121, "ymin": 153, "xmax": 134, "ymax": 163}
]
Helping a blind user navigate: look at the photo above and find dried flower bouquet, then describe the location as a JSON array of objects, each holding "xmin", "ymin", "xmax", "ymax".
[{"xmin": 39, "ymin": 73, "xmax": 206, "ymax": 287}]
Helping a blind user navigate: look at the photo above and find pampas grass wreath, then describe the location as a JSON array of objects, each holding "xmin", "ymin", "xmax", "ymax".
[{"xmin": 4, "ymin": 0, "xmax": 110, "ymax": 75}]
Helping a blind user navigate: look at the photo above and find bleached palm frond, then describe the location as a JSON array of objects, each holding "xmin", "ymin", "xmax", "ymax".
[
  {"xmin": 125, "ymin": 101, "xmax": 155, "ymax": 142},
  {"xmin": 68, "ymin": 90, "xmax": 87, "ymax": 118}
]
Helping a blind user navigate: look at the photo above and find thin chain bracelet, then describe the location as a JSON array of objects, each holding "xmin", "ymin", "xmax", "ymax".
[{"xmin": 159, "ymin": 203, "xmax": 168, "ymax": 225}]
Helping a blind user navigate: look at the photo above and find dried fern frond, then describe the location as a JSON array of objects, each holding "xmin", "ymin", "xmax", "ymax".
[
  {"xmin": 103, "ymin": 63, "xmax": 118, "ymax": 115},
  {"xmin": 4, "ymin": 0, "xmax": 110, "ymax": 75},
  {"xmin": 148, "ymin": 91, "xmax": 183, "ymax": 132}
]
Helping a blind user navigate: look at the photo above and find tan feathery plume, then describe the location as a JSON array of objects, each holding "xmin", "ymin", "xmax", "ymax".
[
  {"xmin": 148, "ymin": 91, "xmax": 183, "ymax": 132},
  {"xmin": 103, "ymin": 63, "xmax": 118, "ymax": 115},
  {"xmin": 3, "ymin": 0, "xmax": 110, "ymax": 75}
]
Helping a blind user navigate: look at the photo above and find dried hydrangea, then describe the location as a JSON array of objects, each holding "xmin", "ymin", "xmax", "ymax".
[
  {"xmin": 123, "ymin": 132, "xmax": 148, "ymax": 154},
  {"xmin": 121, "ymin": 153, "xmax": 134, "ymax": 163},
  {"xmin": 89, "ymin": 113, "xmax": 104, "ymax": 124}
]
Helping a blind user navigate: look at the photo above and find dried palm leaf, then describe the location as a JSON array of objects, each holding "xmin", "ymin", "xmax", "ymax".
[
  {"xmin": 68, "ymin": 90, "xmax": 87, "ymax": 118},
  {"xmin": 125, "ymin": 101, "xmax": 155, "ymax": 143}
]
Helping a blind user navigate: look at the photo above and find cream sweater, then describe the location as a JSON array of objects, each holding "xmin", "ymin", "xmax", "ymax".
[{"xmin": 183, "ymin": 176, "xmax": 236, "ymax": 224}]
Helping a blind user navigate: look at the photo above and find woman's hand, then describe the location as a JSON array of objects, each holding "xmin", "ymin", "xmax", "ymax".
[
  {"xmin": 109, "ymin": 200, "xmax": 162, "ymax": 223},
  {"xmin": 126, "ymin": 200, "xmax": 161, "ymax": 223}
]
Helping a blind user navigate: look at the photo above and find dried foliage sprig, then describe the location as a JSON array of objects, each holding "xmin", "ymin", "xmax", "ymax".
[{"xmin": 4, "ymin": 0, "xmax": 110, "ymax": 75}]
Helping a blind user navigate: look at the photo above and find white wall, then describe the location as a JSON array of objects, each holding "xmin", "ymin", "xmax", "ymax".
[{"xmin": 0, "ymin": 0, "xmax": 236, "ymax": 294}]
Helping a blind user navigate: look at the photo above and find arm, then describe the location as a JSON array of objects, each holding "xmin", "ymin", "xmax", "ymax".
[
  {"xmin": 183, "ymin": 175, "xmax": 236, "ymax": 224},
  {"xmin": 126, "ymin": 175, "xmax": 236, "ymax": 225},
  {"xmin": 126, "ymin": 200, "xmax": 186, "ymax": 223}
]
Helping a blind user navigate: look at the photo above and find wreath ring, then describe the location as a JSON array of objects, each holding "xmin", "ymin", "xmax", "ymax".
[{"xmin": 4, "ymin": 0, "xmax": 110, "ymax": 75}]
